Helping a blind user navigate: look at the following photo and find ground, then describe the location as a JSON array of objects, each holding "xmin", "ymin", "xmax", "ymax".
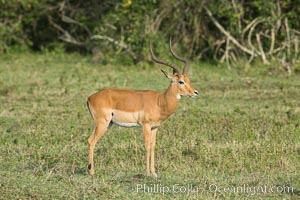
[{"xmin": 0, "ymin": 52, "xmax": 299, "ymax": 199}]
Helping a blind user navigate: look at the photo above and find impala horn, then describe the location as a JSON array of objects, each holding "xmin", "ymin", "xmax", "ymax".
[
  {"xmin": 149, "ymin": 41, "xmax": 180, "ymax": 75},
  {"xmin": 169, "ymin": 37, "xmax": 190, "ymax": 75}
]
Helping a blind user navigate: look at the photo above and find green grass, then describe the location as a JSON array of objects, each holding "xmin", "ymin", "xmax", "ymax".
[{"xmin": 0, "ymin": 52, "xmax": 299, "ymax": 199}]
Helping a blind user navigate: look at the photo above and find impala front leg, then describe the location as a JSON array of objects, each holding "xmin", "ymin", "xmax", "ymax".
[
  {"xmin": 150, "ymin": 128, "xmax": 158, "ymax": 178},
  {"xmin": 143, "ymin": 124, "xmax": 151, "ymax": 177}
]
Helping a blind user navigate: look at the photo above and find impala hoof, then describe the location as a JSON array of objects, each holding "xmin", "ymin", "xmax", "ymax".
[
  {"xmin": 152, "ymin": 173, "xmax": 158, "ymax": 179},
  {"xmin": 88, "ymin": 164, "xmax": 94, "ymax": 176}
]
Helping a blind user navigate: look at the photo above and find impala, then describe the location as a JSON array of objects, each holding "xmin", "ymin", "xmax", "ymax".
[{"xmin": 87, "ymin": 38, "xmax": 198, "ymax": 177}]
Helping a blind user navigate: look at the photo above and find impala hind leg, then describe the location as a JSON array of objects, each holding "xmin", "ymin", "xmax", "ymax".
[
  {"xmin": 88, "ymin": 122, "xmax": 108, "ymax": 176},
  {"xmin": 150, "ymin": 128, "xmax": 158, "ymax": 178}
]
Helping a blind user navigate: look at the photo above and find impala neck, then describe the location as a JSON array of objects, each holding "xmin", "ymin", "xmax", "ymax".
[{"xmin": 160, "ymin": 82, "xmax": 180, "ymax": 116}]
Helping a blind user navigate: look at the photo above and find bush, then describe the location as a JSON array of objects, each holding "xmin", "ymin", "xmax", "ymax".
[{"xmin": 1, "ymin": 0, "xmax": 299, "ymax": 67}]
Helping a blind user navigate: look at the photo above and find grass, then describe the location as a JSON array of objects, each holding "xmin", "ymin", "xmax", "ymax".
[{"xmin": 0, "ymin": 51, "xmax": 299, "ymax": 199}]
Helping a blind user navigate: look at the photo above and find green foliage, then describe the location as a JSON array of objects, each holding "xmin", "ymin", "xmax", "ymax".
[{"xmin": 0, "ymin": 0, "xmax": 300, "ymax": 65}]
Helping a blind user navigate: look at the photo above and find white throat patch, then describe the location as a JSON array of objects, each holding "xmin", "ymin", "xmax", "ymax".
[{"xmin": 176, "ymin": 94, "xmax": 182, "ymax": 99}]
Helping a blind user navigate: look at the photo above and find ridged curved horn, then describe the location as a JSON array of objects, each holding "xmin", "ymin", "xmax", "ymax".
[
  {"xmin": 149, "ymin": 41, "xmax": 180, "ymax": 75},
  {"xmin": 169, "ymin": 37, "xmax": 190, "ymax": 74}
]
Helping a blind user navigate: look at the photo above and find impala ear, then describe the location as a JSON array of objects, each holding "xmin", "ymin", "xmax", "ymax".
[
  {"xmin": 161, "ymin": 69, "xmax": 176, "ymax": 81},
  {"xmin": 161, "ymin": 69, "xmax": 169, "ymax": 77}
]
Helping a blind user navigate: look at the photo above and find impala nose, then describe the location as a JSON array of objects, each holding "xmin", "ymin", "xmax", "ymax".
[{"xmin": 194, "ymin": 90, "xmax": 199, "ymax": 96}]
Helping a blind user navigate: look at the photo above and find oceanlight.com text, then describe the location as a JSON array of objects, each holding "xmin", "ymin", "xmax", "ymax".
[
  {"xmin": 209, "ymin": 184, "xmax": 294, "ymax": 195},
  {"xmin": 134, "ymin": 183, "xmax": 294, "ymax": 195}
]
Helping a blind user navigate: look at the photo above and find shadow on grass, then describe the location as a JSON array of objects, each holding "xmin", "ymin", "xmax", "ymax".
[
  {"xmin": 70, "ymin": 166, "xmax": 88, "ymax": 176},
  {"xmin": 118, "ymin": 173, "xmax": 148, "ymax": 183}
]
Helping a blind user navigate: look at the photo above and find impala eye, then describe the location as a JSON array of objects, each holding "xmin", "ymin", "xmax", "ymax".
[{"xmin": 178, "ymin": 80, "xmax": 185, "ymax": 85}]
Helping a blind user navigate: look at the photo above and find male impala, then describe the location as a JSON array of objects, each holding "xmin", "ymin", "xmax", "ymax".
[{"xmin": 87, "ymin": 39, "xmax": 198, "ymax": 177}]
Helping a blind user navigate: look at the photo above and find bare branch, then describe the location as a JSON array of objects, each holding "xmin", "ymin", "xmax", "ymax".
[
  {"xmin": 271, "ymin": 44, "xmax": 287, "ymax": 55},
  {"xmin": 256, "ymin": 33, "xmax": 269, "ymax": 65},
  {"xmin": 91, "ymin": 35, "xmax": 137, "ymax": 60},
  {"xmin": 268, "ymin": 27, "xmax": 275, "ymax": 55},
  {"xmin": 247, "ymin": 48, "xmax": 255, "ymax": 65},
  {"xmin": 225, "ymin": 37, "xmax": 232, "ymax": 70},
  {"xmin": 61, "ymin": 15, "xmax": 91, "ymax": 36},
  {"xmin": 284, "ymin": 18, "xmax": 291, "ymax": 58},
  {"xmin": 293, "ymin": 36, "xmax": 299, "ymax": 64},
  {"xmin": 213, "ymin": 39, "xmax": 226, "ymax": 61},
  {"xmin": 281, "ymin": 55, "xmax": 292, "ymax": 76},
  {"xmin": 275, "ymin": 0, "xmax": 282, "ymax": 31},
  {"xmin": 247, "ymin": 18, "xmax": 265, "ymax": 55},
  {"xmin": 231, "ymin": 0, "xmax": 242, "ymax": 33},
  {"xmin": 242, "ymin": 17, "xmax": 262, "ymax": 41},
  {"xmin": 48, "ymin": 16, "xmax": 84, "ymax": 46},
  {"xmin": 204, "ymin": 7, "xmax": 256, "ymax": 56},
  {"xmin": 293, "ymin": 29, "xmax": 300, "ymax": 36}
]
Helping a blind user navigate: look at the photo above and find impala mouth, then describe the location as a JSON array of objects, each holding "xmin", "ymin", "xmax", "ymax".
[
  {"xmin": 181, "ymin": 93, "xmax": 199, "ymax": 98},
  {"xmin": 189, "ymin": 94, "xmax": 199, "ymax": 98}
]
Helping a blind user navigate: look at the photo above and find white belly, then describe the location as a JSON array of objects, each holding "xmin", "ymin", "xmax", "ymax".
[
  {"xmin": 111, "ymin": 118, "xmax": 140, "ymax": 127},
  {"xmin": 111, "ymin": 109, "xmax": 143, "ymax": 128}
]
